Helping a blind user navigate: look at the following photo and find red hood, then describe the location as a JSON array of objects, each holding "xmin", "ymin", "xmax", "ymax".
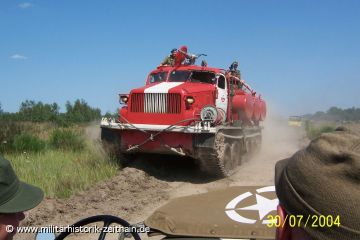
[{"xmin": 169, "ymin": 82, "xmax": 216, "ymax": 94}]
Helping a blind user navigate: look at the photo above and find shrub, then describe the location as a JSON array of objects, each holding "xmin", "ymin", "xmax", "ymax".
[
  {"xmin": 54, "ymin": 114, "xmax": 73, "ymax": 127},
  {"xmin": 50, "ymin": 128, "xmax": 85, "ymax": 151},
  {"xmin": 305, "ymin": 121, "xmax": 335, "ymax": 140},
  {"xmin": 12, "ymin": 133, "xmax": 46, "ymax": 153}
]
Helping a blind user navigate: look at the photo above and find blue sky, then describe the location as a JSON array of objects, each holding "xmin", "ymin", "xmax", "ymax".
[{"xmin": 1, "ymin": 0, "xmax": 359, "ymax": 116}]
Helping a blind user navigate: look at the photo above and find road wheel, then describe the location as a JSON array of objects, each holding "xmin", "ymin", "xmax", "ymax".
[
  {"xmin": 254, "ymin": 135, "xmax": 262, "ymax": 153},
  {"xmin": 231, "ymin": 142, "xmax": 242, "ymax": 166},
  {"xmin": 200, "ymin": 134, "xmax": 237, "ymax": 178},
  {"xmin": 220, "ymin": 143, "xmax": 233, "ymax": 177},
  {"xmin": 244, "ymin": 138, "xmax": 251, "ymax": 153}
]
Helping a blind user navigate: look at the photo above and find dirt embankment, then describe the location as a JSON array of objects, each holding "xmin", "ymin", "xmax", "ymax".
[
  {"xmin": 16, "ymin": 168, "xmax": 169, "ymax": 240},
  {"xmin": 23, "ymin": 168, "xmax": 170, "ymax": 227},
  {"xmin": 16, "ymin": 112, "xmax": 305, "ymax": 240}
]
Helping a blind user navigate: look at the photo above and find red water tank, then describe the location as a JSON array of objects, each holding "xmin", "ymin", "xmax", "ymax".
[
  {"xmin": 252, "ymin": 97, "xmax": 261, "ymax": 121},
  {"xmin": 260, "ymin": 99, "xmax": 267, "ymax": 121},
  {"xmin": 232, "ymin": 93, "xmax": 254, "ymax": 121}
]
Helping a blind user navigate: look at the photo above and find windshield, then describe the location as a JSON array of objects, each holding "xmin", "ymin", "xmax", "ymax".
[
  {"xmin": 169, "ymin": 70, "xmax": 215, "ymax": 84},
  {"xmin": 149, "ymin": 72, "xmax": 168, "ymax": 83},
  {"xmin": 191, "ymin": 71, "xmax": 216, "ymax": 84},
  {"xmin": 169, "ymin": 70, "xmax": 191, "ymax": 82}
]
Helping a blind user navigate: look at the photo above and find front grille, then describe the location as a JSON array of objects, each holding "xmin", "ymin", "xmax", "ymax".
[
  {"xmin": 130, "ymin": 93, "xmax": 181, "ymax": 114},
  {"xmin": 130, "ymin": 93, "xmax": 144, "ymax": 112}
]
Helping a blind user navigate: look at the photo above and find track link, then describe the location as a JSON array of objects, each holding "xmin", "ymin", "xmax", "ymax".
[{"xmin": 198, "ymin": 127, "xmax": 262, "ymax": 177}]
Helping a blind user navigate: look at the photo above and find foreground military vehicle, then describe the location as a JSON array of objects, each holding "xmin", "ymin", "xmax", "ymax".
[
  {"xmin": 37, "ymin": 186, "xmax": 277, "ymax": 240},
  {"xmin": 101, "ymin": 47, "xmax": 266, "ymax": 177}
]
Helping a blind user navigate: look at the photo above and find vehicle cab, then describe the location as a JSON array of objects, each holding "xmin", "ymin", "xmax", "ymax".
[{"xmin": 119, "ymin": 65, "xmax": 229, "ymax": 126}]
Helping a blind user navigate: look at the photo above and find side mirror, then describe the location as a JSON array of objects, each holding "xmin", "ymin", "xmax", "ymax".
[{"xmin": 35, "ymin": 227, "xmax": 56, "ymax": 240}]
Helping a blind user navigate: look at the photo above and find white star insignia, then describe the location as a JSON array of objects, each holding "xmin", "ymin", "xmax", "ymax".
[{"xmin": 238, "ymin": 194, "xmax": 279, "ymax": 220}]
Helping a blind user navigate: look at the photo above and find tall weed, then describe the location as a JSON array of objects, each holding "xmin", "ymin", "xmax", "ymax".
[{"xmin": 0, "ymin": 121, "xmax": 23, "ymax": 153}]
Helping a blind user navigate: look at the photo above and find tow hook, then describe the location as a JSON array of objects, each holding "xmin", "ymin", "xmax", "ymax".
[{"xmin": 163, "ymin": 144, "xmax": 186, "ymax": 156}]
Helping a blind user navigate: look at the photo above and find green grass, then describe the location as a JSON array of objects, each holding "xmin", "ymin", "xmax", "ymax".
[
  {"xmin": 2, "ymin": 122, "xmax": 120, "ymax": 198},
  {"xmin": 5, "ymin": 143, "xmax": 119, "ymax": 198}
]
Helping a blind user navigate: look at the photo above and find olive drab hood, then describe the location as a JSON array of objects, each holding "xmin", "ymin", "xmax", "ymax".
[{"xmin": 146, "ymin": 186, "xmax": 277, "ymax": 239}]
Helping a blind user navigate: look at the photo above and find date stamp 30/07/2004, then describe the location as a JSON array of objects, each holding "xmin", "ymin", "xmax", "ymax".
[{"xmin": 266, "ymin": 214, "xmax": 341, "ymax": 228}]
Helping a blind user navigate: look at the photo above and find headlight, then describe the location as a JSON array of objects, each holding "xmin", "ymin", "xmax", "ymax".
[
  {"xmin": 119, "ymin": 95, "xmax": 129, "ymax": 104},
  {"xmin": 200, "ymin": 106, "xmax": 218, "ymax": 123},
  {"xmin": 186, "ymin": 96, "xmax": 195, "ymax": 104}
]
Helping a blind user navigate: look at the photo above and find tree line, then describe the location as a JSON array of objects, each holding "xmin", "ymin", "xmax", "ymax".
[
  {"xmin": 303, "ymin": 106, "xmax": 360, "ymax": 122},
  {"xmin": 0, "ymin": 99, "xmax": 102, "ymax": 124}
]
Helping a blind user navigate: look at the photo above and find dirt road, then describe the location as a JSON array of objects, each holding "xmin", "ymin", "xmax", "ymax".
[{"xmin": 16, "ymin": 113, "xmax": 304, "ymax": 240}]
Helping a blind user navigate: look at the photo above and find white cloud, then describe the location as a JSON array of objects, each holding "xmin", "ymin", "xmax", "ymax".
[
  {"xmin": 10, "ymin": 54, "xmax": 27, "ymax": 60},
  {"xmin": 18, "ymin": 2, "xmax": 33, "ymax": 9}
]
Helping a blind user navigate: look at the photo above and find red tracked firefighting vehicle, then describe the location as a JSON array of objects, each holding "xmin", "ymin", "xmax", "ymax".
[{"xmin": 100, "ymin": 47, "xmax": 266, "ymax": 177}]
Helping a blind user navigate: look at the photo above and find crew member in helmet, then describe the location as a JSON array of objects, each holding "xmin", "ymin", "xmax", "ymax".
[
  {"xmin": 229, "ymin": 61, "xmax": 241, "ymax": 79},
  {"xmin": 274, "ymin": 127, "xmax": 360, "ymax": 240},
  {"xmin": 201, "ymin": 60, "xmax": 208, "ymax": 67},
  {"xmin": 160, "ymin": 48, "xmax": 177, "ymax": 66},
  {"xmin": 227, "ymin": 61, "xmax": 243, "ymax": 95},
  {"xmin": 0, "ymin": 156, "xmax": 44, "ymax": 240}
]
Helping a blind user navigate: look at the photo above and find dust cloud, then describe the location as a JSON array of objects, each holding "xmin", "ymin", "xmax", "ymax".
[
  {"xmin": 260, "ymin": 109, "xmax": 304, "ymax": 161},
  {"xmin": 228, "ymin": 106, "xmax": 306, "ymax": 186},
  {"xmin": 164, "ymin": 105, "xmax": 306, "ymax": 201},
  {"xmin": 85, "ymin": 121, "xmax": 101, "ymax": 142}
]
